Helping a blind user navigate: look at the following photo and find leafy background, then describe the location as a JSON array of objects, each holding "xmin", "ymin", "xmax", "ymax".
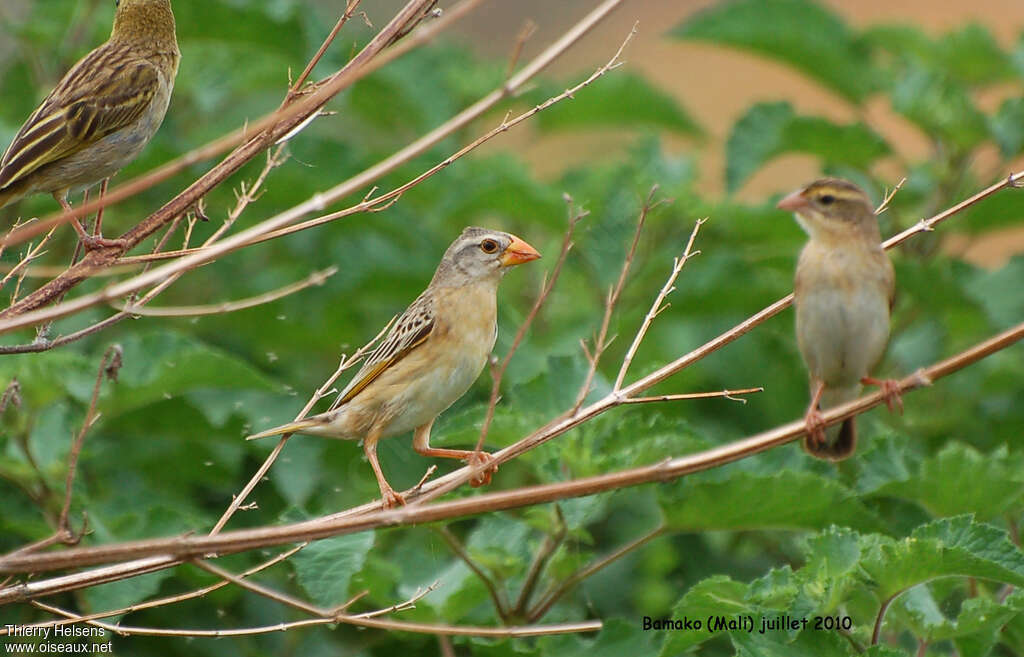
[{"xmin": 1, "ymin": 0, "xmax": 1023, "ymax": 655}]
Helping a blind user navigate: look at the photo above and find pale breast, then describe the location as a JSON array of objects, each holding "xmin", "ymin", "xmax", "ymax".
[{"xmin": 795, "ymin": 242, "xmax": 892, "ymax": 387}]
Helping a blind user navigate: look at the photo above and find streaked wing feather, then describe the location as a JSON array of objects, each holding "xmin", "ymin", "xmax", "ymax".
[
  {"xmin": 0, "ymin": 49, "xmax": 160, "ymax": 189},
  {"xmin": 331, "ymin": 292, "xmax": 435, "ymax": 409}
]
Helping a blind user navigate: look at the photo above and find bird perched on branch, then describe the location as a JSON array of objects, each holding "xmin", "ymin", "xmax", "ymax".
[
  {"xmin": 0, "ymin": 0, "xmax": 180, "ymax": 250},
  {"xmin": 248, "ymin": 227, "xmax": 541, "ymax": 507},
  {"xmin": 778, "ymin": 178, "xmax": 900, "ymax": 460}
]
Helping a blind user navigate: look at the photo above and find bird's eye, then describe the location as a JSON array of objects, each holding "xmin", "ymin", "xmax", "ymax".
[
  {"xmin": 480, "ymin": 239, "xmax": 499, "ymax": 254},
  {"xmin": 819, "ymin": 194, "xmax": 836, "ymax": 205}
]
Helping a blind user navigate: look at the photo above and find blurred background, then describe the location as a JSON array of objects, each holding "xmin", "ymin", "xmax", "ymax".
[{"xmin": 1, "ymin": 1, "xmax": 1023, "ymax": 655}]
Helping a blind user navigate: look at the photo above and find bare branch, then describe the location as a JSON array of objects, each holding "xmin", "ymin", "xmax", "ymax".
[
  {"xmin": 111, "ymin": 267, "xmax": 336, "ymax": 317},
  {"xmin": 614, "ymin": 217, "xmax": 703, "ymax": 390},
  {"xmin": 2, "ymin": 317, "xmax": 1015, "ymax": 582}
]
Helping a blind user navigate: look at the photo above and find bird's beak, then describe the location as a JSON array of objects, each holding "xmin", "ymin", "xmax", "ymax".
[
  {"xmin": 500, "ymin": 234, "xmax": 541, "ymax": 267},
  {"xmin": 776, "ymin": 190, "xmax": 809, "ymax": 212}
]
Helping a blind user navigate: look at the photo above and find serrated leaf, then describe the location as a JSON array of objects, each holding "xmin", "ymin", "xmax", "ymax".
[
  {"xmin": 725, "ymin": 102, "xmax": 889, "ymax": 192},
  {"xmin": 871, "ymin": 443, "xmax": 1024, "ymax": 519},
  {"xmin": 671, "ymin": 0, "xmax": 876, "ymax": 102},
  {"xmin": 730, "ymin": 627, "xmax": 855, "ymax": 657},
  {"xmin": 292, "ymin": 533, "xmax": 375, "ymax": 607},
  {"xmin": 530, "ymin": 73, "xmax": 701, "ymax": 136},
  {"xmin": 861, "ymin": 516, "xmax": 1024, "ymax": 602},
  {"xmin": 660, "ymin": 471, "xmax": 881, "ymax": 533},
  {"xmin": 659, "ymin": 575, "xmax": 750, "ymax": 654}
]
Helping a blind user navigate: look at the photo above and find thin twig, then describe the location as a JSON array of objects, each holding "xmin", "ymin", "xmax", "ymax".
[
  {"xmin": 5, "ymin": 317, "xmax": 1015, "ymax": 580},
  {"xmin": 621, "ymin": 388, "xmax": 763, "ymax": 405},
  {"xmin": 573, "ymin": 185, "xmax": 666, "ymax": 412},
  {"xmin": 435, "ymin": 526, "xmax": 509, "ymax": 618},
  {"xmin": 211, "ymin": 319, "xmax": 393, "ymax": 534},
  {"xmin": 14, "ymin": 545, "xmax": 304, "ymax": 634},
  {"xmin": 511, "ymin": 506, "xmax": 566, "ymax": 617},
  {"xmin": 528, "ymin": 526, "xmax": 664, "ymax": 622},
  {"xmin": 614, "ymin": 217, "xmax": 703, "ymax": 390},
  {"xmin": 0, "ymin": 17, "xmax": 635, "ymax": 335},
  {"xmin": 475, "ymin": 200, "xmax": 587, "ymax": 452},
  {"xmin": 110, "ymin": 267, "xmax": 336, "ymax": 317}
]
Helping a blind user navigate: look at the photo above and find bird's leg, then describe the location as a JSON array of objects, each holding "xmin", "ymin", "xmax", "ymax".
[
  {"xmin": 413, "ymin": 420, "xmax": 497, "ymax": 488},
  {"xmin": 363, "ymin": 429, "xmax": 404, "ymax": 508},
  {"xmin": 861, "ymin": 376, "xmax": 904, "ymax": 414},
  {"xmin": 54, "ymin": 190, "xmax": 124, "ymax": 251},
  {"xmin": 803, "ymin": 379, "xmax": 827, "ymax": 447}
]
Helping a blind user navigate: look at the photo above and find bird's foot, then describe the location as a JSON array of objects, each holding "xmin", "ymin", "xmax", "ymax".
[
  {"xmin": 861, "ymin": 376, "xmax": 904, "ymax": 414},
  {"xmin": 804, "ymin": 408, "xmax": 827, "ymax": 447},
  {"xmin": 465, "ymin": 450, "xmax": 498, "ymax": 488},
  {"xmin": 71, "ymin": 219, "xmax": 125, "ymax": 251},
  {"xmin": 80, "ymin": 234, "xmax": 127, "ymax": 252},
  {"xmin": 380, "ymin": 486, "xmax": 406, "ymax": 509}
]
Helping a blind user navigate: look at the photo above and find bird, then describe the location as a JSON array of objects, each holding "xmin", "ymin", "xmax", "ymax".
[
  {"xmin": 0, "ymin": 0, "xmax": 180, "ymax": 250},
  {"xmin": 248, "ymin": 227, "xmax": 541, "ymax": 507},
  {"xmin": 777, "ymin": 178, "xmax": 900, "ymax": 460}
]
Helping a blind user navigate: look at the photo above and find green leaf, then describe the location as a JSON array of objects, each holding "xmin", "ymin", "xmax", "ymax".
[
  {"xmin": 544, "ymin": 618, "xmax": 658, "ymax": 657},
  {"xmin": 895, "ymin": 586, "xmax": 1024, "ymax": 643},
  {"xmin": 964, "ymin": 257, "xmax": 1024, "ymax": 328},
  {"xmin": 292, "ymin": 532, "xmax": 375, "ymax": 607},
  {"xmin": 660, "ymin": 471, "xmax": 881, "ymax": 533},
  {"xmin": 861, "ymin": 516, "xmax": 1024, "ymax": 602},
  {"xmin": 530, "ymin": 73, "xmax": 701, "ymax": 136},
  {"xmin": 871, "ymin": 443, "xmax": 1024, "ymax": 519},
  {"xmin": 659, "ymin": 575, "xmax": 750, "ymax": 654},
  {"xmin": 725, "ymin": 102, "xmax": 889, "ymax": 193},
  {"xmin": 671, "ymin": 0, "xmax": 876, "ymax": 102},
  {"xmin": 89, "ymin": 331, "xmax": 281, "ymax": 423},
  {"xmin": 989, "ymin": 97, "xmax": 1024, "ymax": 157},
  {"xmin": 890, "ymin": 64, "xmax": 988, "ymax": 151},
  {"xmin": 731, "ymin": 627, "xmax": 855, "ymax": 657}
]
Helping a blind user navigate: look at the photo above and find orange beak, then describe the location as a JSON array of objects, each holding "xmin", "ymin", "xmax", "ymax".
[
  {"xmin": 776, "ymin": 189, "xmax": 809, "ymax": 212},
  {"xmin": 499, "ymin": 234, "xmax": 541, "ymax": 267}
]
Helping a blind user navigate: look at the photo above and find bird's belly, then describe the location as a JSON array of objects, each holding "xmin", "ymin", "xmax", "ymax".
[
  {"xmin": 377, "ymin": 351, "xmax": 487, "ymax": 437},
  {"xmin": 796, "ymin": 284, "xmax": 890, "ymax": 387}
]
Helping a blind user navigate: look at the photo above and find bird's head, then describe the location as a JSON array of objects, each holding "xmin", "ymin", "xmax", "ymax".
[
  {"xmin": 433, "ymin": 227, "xmax": 541, "ymax": 286},
  {"xmin": 112, "ymin": 0, "xmax": 176, "ymax": 43},
  {"xmin": 777, "ymin": 178, "xmax": 878, "ymax": 243}
]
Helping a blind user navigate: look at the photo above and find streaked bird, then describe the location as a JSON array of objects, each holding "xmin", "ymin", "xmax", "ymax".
[
  {"xmin": 248, "ymin": 227, "xmax": 541, "ymax": 507},
  {"xmin": 0, "ymin": 0, "xmax": 180, "ymax": 249}
]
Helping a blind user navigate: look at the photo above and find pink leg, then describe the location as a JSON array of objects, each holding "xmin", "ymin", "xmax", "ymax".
[
  {"xmin": 803, "ymin": 380, "xmax": 827, "ymax": 447},
  {"xmin": 413, "ymin": 420, "xmax": 497, "ymax": 488},
  {"xmin": 363, "ymin": 429, "xmax": 404, "ymax": 508},
  {"xmin": 862, "ymin": 376, "xmax": 904, "ymax": 414},
  {"xmin": 54, "ymin": 189, "xmax": 124, "ymax": 251}
]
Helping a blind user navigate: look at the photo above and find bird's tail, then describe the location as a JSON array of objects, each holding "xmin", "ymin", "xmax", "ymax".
[
  {"xmin": 246, "ymin": 417, "xmax": 324, "ymax": 440},
  {"xmin": 803, "ymin": 384, "xmax": 860, "ymax": 461}
]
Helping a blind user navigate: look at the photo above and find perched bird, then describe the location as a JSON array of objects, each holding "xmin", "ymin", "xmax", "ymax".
[
  {"xmin": 778, "ymin": 178, "xmax": 899, "ymax": 460},
  {"xmin": 248, "ymin": 227, "xmax": 541, "ymax": 507},
  {"xmin": 0, "ymin": 0, "xmax": 180, "ymax": 249}
]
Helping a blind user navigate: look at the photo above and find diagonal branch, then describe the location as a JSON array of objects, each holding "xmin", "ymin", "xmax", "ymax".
[{"xmin": 3, "ymin": 316, "xmax": 1019, "ymax": 585}]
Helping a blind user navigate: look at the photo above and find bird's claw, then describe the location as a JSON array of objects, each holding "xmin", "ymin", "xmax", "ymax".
[
  {"xmin": 80, "ymin": 234, "xmax": 126, "ymax": 252},
  {"xmin": 862, "ymin": 377, "xmax": 904, "ymax": 415},
  {"xmin": 466, "ymin": 451, "xmax": 497, "ymax": 488},
  {"xmin": 804, "ymin": 408, "xmax": 827, "ymax": 447},
  {"xmin": 380, "ymin": 486, "xmax": 406, "ymax": 509}
]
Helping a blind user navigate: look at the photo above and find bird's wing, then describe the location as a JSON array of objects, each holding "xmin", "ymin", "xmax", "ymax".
[
  {"xmin": 0, "ymin": 50, "xmax": 161, "ymax": 189},
  {"xmin": 331, "ymin": 291, "xmax": 435, "ymax": 409}
]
